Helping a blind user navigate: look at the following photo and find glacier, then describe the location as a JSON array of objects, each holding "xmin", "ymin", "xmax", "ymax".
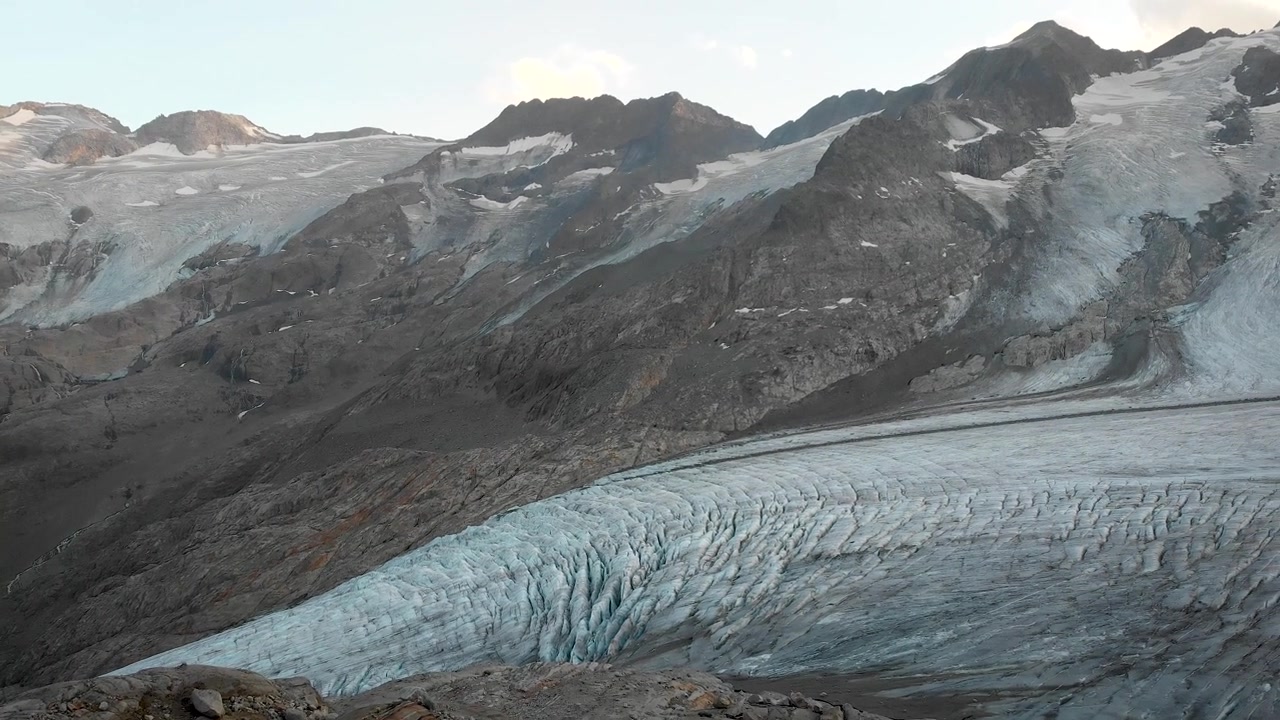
[
  {"xmin": 94, "ymin": 29, "xmax": 1280, "ymax": 720},
  {"xmin": 115, "ymin": 396, "xmax": 1280, "ymax": 719},
  {"xmin": 0, "ymin": 130, "xmax": 439, "ymax": 325}
]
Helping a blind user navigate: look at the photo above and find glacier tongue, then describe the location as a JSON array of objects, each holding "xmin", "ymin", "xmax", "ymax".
[{"xmin": 115, "ymin": 399, "xmax": 1280, "ymax": 719}]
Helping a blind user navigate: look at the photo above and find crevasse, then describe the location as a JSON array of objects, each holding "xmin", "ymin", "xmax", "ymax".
[{"xmin": 117, "ymin": 401, "xmax": 1280, "ymax": 719}]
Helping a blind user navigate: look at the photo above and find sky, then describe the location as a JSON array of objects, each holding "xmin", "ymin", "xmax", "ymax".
[{"xmin": 4, "ymin": 0, "xmax": 1279, "ymax": 140}]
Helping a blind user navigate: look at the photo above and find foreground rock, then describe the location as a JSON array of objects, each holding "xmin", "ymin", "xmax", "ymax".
[
  {"xmin": 0, "ymin": 666, "xmax": 323, "ymax": 720},
  {"xmin": 0, "ymin": 665, "xmax": 918, "ymax": 720}
]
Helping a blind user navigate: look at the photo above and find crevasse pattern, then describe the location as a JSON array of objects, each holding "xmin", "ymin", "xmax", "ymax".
[{"xmin": 118, "ymin": 402, "xmax": 1280, "ymax": 719}]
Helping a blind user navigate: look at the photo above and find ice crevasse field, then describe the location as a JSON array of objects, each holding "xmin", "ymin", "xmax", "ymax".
[{"xmin": 115, "ymin": 31, "xmax": 1280, "ymax": 720}]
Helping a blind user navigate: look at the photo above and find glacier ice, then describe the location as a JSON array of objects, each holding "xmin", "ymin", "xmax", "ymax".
[
  {"xmin": 0, "ymin": 133, "xmax": 440, "ymax": 325},
  {"xmin": 1014, "ymin": 31, "xmax": 1276, "ymax": 327},
  {"xmin": 116, "ymin": 399, "xmax": 1280, "ymax": 719}
]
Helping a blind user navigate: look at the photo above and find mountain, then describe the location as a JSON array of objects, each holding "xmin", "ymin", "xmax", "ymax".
[
  {"xmin": 3, "ymin": 18, "xmax": 1280, "ymax": 720},
  {"xmin": 1147, "ymin": 26, "xmax": 1241, "ymax": 61},
  {"xmin": 762, "ymin": 88, "xmax": 885, "ymax": 148},
  {"xmin": 132, "ymin": 110, "xmax": 280, "ymax": 153},
  {"xmin": 0, "ymin": 102, "xmax": 136, "ymax": 166},
  {"xmin": 765, "ymin": 20, "xmax": 1147, "ymax": 147}
]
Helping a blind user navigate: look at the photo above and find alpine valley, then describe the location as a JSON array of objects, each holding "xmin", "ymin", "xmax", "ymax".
[{"xmin": 3, "ymin": 18, "xmax": 1280, "ymax": 720}]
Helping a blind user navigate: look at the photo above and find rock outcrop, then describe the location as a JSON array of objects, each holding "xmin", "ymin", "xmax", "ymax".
[
  {"xmin": 0, "ymin": 664, "xmax": 915, "ymax": 720},
  {"xmin": 41, "ymin": 130, "xmax": 137, "ymax": 166},
  {"xmin": 133, "ymin": 111, "xmax": 276, "ymax": 154},
  {"xmin": 1231, "ymin": 45, "xmax": 1280, "ymax": 105}
]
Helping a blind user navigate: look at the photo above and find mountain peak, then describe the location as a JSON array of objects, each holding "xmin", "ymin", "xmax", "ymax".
[
  {"xmin": 465, "ymin": 92, "xmax": 757, "ymax": 151},
  {"xmin": 1149, "ymin": 26, "xmax": 1242, "ymax": 61},
  {"xmin": 133, "ymin": 109, "xmax": 278, "ymax": 154},
  {"xmin": 1016, "ymin": 19, "xmax": 1069, "ymax": 38}
]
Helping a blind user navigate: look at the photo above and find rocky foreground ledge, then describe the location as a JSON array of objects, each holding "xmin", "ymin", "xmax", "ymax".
[{"xmin": 0, "ymin": 664, "xmax": 921, "ymax": 720}]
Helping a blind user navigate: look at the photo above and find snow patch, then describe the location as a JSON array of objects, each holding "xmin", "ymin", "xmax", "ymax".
[
  {"xmin": 218, "ymin": 184, "xmax": 241, "ymax": 192},
  {"xmin": 1, "ymin": 108, "xmax": 36, "ymax": 126},
  {"xmin": 945, "ymin": 116, "xmax": 1002, "ymax": 150},
  {"xmin": 124, "ymin": 200, "xmax": 159, "ymax": 208},
  {"xmin": 944, "ymin": 167, "xmax": 1026, "ymax": 228},
  {"xmin": 564, "ymin": 167, "xmax": 615, "ymax": 181},
  {"xmin": 459, "ymin": 133, "xmax": 573, "ymax": 158},
  {"xmin": 469, "ymin": 195, "xmax": 529, "ymax": 211},
  {"xmin": 1089, "ymin": 113, "xmax": 1124, "ymax": 126},
  {"xmin": 174, "ymin": 186, "xmax": 199, "ymax": 196},
  {"xmin": 654, "ymin": 177, "xmax": 709, "ymax": 195}
]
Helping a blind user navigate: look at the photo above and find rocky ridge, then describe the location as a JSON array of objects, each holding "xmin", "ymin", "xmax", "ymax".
[
  {"xmin": 761, "ymin": 20, "xmax": 1249, "ymax": 148},
  {"xmin": 0, "ymin": 104, "xmax": 418, "ymax": 168}
]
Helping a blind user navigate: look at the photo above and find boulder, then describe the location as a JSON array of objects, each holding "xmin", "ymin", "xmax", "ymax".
[{"xmin": 189, "ymin": 688, "xmax": 224, "ymax": 718}]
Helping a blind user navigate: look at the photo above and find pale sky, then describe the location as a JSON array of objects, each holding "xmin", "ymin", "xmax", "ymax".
[{"xmin": 4, "ymin": 0, "xmax": 1279, "ymax": 140}]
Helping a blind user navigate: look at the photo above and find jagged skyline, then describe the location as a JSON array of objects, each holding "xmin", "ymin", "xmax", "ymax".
[{"xmin": 4, "ymin": 0, "xmax": 1277, "ymax": 140}]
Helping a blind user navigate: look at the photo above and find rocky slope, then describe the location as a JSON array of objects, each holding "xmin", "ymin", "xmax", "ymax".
[
  {"xmin": 1, "ymin": 665, "xmax": 910, "ymax": 720},
  {"xmin": 762, "ymin": 89, "xmax": 884, "ymax": 148},
  {"xmin": 2, "ymin": 17, "xmax": 1280, "ymax": 720}
]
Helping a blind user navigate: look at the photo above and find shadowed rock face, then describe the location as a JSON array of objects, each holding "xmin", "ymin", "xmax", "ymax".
[
  {"xmin": 1232, "ymin": 45, "xmax": 1280, "ymax": 105},
  {"xmin": 398, "ymin": 92, "xmax": 761, "ymax": 184},
  {"xmin": 763, "ymin": 20, "xmax": 1145, "ymax": 147},
  {"xmin": 762, "ymin": 89, "xmax": 886, "ymax": 148},
  {"xmin": 1147, "ymin": 26, "xmax": 1240, "ymax": 62},
  {"xmin": 133, "ymin": 111, "xmax": 275, "ymax": 154}
]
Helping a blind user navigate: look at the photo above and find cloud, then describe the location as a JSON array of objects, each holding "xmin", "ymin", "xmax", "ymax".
[
  {"xmin": 690, "ymin": 33, "xmax": 720, "ymax": 52},
  {"xmin": 691, "ymin": 34, "xmax": 762, "ymax": 69},
  {"xmin": 483, "ymin": 46, "xmax": 634, "ymax": 105},
  {"xmin": 781, "ymin": 48, "xmax": 793, "ymax": 58},
  {"xmin": 1129, "ymin": 0, "xmax": 1280, "ymax": 39}
]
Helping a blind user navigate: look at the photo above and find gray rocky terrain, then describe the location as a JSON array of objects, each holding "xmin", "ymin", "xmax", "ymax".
[
  {"xmin": 2, "ymin": 17, "xmax": 1280, "ymax": 720},
  {"xmin": 0, "ymin": 665, "xmax": 911, "ymax": 720}
]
